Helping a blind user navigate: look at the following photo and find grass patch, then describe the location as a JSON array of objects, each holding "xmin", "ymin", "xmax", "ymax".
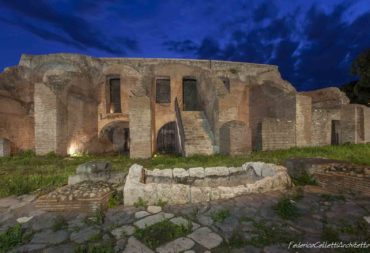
[
  {"xmin": 134, "ymin": 219, "xmax": 192, "ymax": 249},
  {"xmin": 223, "ymin": 218, "xmax": 301, "ymax": 249},
  {"xmin": 74, "ymin": 243, "xmax": 114, "ymax": 253},
  {"xmin": 273, "ymin": 197, "xmax": 300, "ymax": 220},
  {"xmin": 108, "ymin": 190, "xmax": 123, "ymax": 208},
  {"xmin": 52, "ymin": 216, "xmax": 67, "ymax": 231},
  {"xmin": 1, "ymin": 144, "xmax": 369, "ymax": 198},
  {"xmin": 155, "ymin": 199, "xmax": 168, "ymax": 208},
  {"xmin": 211, "ymin": 209, "xmax": 231, "ymax": 223},
  {"xmin": 292, "ymin": 172, "xmax": 317, "ymax": 186},
  {"xmin": 0, "ymin": 224, "xmax": 28, "ymax": 253},
  {"xmin": 134, "ymin": 197, "xmax": 148, "ymax": 209}
]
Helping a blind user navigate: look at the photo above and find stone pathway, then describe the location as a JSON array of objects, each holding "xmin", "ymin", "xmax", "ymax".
[{"xmin": 0, "ymin": 185, "xmax": 369, "ymax": 253}]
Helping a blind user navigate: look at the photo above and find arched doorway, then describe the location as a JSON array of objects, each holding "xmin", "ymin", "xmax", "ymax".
[
  {"xmin": 100, "ymin": 121, "xmax": 130, "ymax": 154},
  {"xmin": 157, "ymin": 122, "xmax": 180, "ymax": 154}
]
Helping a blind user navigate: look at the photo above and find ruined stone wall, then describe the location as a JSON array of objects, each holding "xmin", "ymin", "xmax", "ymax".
[
  {"xmin": 311, "ymin": 108, "xmax": 341, "ymax": 146},
  {"xmin": 67, "ymin": 92, "xmax": 98, "ymax": 154},
  {"xmin": 261, "ymin": 118, "xmax": 296, "ymax": 150},
  {"xmin": 365, "ymin": 107, "xmax": 370, "ymax": 143},
  {"xmin": 249, "ymin": 83, "xmax": 296, "ymax": 150},
  {"xmin": 0, "ymin": 95, "xmax": 34, "ymax": 152}
]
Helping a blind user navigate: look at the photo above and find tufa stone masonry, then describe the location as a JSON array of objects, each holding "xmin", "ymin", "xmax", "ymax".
[{"xmin": 0, "ymin": 53, "xmax": 369, "ymax": 158}]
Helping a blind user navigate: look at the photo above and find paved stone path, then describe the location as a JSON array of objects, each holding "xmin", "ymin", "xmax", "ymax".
[{"xmin": 0, "ymin": 185, "xmax": 369, "ymax": 252}]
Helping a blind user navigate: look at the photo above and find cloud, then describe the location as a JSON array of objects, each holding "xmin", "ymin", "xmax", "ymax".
[
  {"xmin": 163, "ymin": 1, "xmax": 370, "ymax": 91},
  {"xmin": 253, "ymin": 1, "xmax": 277, "ymax": 23},
  {"xmin": 0, "ymin": 0, "xmax": 138, "ymax": 55}
]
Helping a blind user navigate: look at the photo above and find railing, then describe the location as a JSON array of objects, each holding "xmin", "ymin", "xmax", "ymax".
[{"xmin": 175, "ymin": 97, "xmax": 185, "ymax": 156}]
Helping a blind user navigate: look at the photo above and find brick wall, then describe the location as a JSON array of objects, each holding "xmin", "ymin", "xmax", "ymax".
[
  {"xmin": 129, "ymin": 95, "xmax": 152, "ymax": 158},
  {"xmin": 261, "ymin": 118, "xmax": 296, "ymax": 150},
  {"xmin": 249, "ymin": 83, "xmax": 296, "ymax": 150},
  {"xmin": 219, "ymin": 121, "xmax": 251, "ymax": 155},
  {"xmin": 314, "ymin": 172, "xmax": 370, "ymax": 196},
  {"xmin": 340, "ymin": 104, "xmax": 360, "ymax": 144}
]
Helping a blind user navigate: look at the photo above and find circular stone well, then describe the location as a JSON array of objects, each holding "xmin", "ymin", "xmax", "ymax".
[{"xmin": 123, "ymin": 162, "xmax": 291, "ymax": 206}]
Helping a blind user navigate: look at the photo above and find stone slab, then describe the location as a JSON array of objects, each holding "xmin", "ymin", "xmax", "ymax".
[
  {"xmin": 123, "ymin": 236, "xmax": 154, "ymax": 253},
  {"xmin": 187, "ymin": 227, "xmax": 223, "ymax": 249},
  {"xmin": 156, "ymin": 237, "xmax": 195, "ymax": 253}
]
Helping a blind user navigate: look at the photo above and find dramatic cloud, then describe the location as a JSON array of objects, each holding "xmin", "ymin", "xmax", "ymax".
[
  {"xmin": 164, "ymin": 1, "xmax": 370, "ymax": 90},
  {"xmin": 0, "ymin": 0, "xmax": 369, "ymax": 90},
  {"xmin": 0, "ymin": 0, "xmax": 137, "ymax": 54}
]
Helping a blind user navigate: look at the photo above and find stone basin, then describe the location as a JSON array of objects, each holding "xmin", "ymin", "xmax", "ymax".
[{"xmin": 124, "ymin": 162, "xmax": 291, "ymax": 206}]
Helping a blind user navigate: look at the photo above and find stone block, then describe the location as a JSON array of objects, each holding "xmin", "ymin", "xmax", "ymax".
[
  {"xmin": 173, "ymin": 168, "xmax": 189, "ymax": 184},
  {"xmin": 76, "ymin": 161, "xmax": 112, "ymax": 174}
]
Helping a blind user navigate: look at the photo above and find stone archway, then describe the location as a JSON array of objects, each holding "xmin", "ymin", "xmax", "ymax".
[
  {"xmin": 157, "ymin": 121, "xmax": 180, "ymax": 154},
  {"xmin": 100, "ymin": 121, "xmax": 130, "ymax": 154}
]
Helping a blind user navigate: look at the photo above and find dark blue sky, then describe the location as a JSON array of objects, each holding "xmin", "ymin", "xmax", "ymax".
[{"xmin": 0, "ymin": 0, "xmax": 369, "ymax": 90}]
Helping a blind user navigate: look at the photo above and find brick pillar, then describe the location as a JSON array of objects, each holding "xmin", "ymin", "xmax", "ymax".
[
  {"xmin": 295, "ymin": 95, "xmax": 312, "ymax": 147},
  {"xmin": 129, "ymin": 95, "xmax": 152, "ymax": 158},
  {"xmin": 34, "ymin": 82, "xmax": 67, "ymax": 155}
]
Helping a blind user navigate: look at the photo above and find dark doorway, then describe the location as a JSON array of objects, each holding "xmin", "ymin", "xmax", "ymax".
[
  {"xmin": 331, "ymin": 120, "xmax": 340, "ymax": 145},
  {"xmin": 183, "ymin": 78, "xmax": 200, "ymax": 111},
  {"xmin": 157, "ymin": 122, "xmax": 179, "ymax": 154},
  {"xmin": 100, "ymin": 121, "xmax": 130, "ymax": 154},
  {"xmin": 109, "ymin": 78, "xmax": 121, "ymax": 113}
]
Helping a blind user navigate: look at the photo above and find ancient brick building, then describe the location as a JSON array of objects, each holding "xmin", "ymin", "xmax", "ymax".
[{"xmin": 0, "ymin": 54, "xmax": 369, "ymax": 158}]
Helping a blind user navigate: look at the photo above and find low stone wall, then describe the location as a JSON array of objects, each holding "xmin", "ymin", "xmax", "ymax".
[
  {"xmin": 284, "ymin": 158, "xmax": 370, "ymax": 196},
  {"xmin": 124, "ymin": 162, "xmax": 291, "ymax": 206}
]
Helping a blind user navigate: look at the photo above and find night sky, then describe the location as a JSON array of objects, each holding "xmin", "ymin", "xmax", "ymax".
[{"xmin": 0, "ymin": 0, "xmax": 370, "ymax": 91}]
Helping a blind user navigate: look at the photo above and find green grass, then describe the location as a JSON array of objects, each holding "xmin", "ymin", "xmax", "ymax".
[
  {"xmin": 0, "ymin": 224, "xmax": 27, "ymax": 253},
  {"xmin": 134, "ymin": 219, "xmax": 192, "ymax": 249},
  {"xmin": 273, "ymin": 197, "xmax": 300, "ymax": 220},
  {"xmin": 211, "ymin": 209, "xmax": 231, "ymax": 223},
  {"xmin": 133, "ymin": 197, "xmax": 148, "ymax": 209},
  {"xmin": 107, "ymin": 190, "xmax": 123, "ymax": 208},
  {"xmin": 0, "ymin": 144, "xmax": 369, "ymax": 198},
  {"xmin": 74, "ymin": 243, "xmax": 114, "ymax": 253}
]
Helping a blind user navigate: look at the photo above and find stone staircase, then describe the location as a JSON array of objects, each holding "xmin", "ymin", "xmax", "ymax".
[{"xmin": 181, "ymin": 111, "xmax": 216, "ymax": 156}]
